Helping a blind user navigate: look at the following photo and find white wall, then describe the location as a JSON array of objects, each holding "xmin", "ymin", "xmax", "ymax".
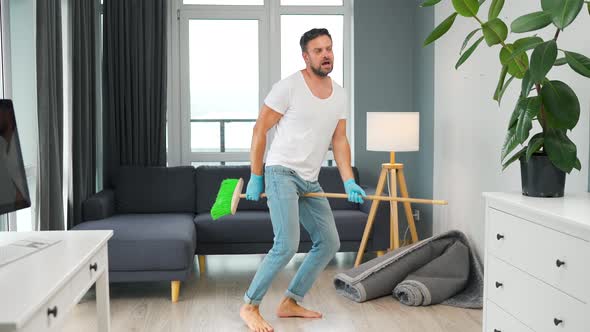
[{"xmin": 433, "ymin": 0, "xmax": 590, "ymax": 257}]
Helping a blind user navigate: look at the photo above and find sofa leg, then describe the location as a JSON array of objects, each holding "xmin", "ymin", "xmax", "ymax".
[
  {"xmin": 198, "ymin": 255, "xmax": 206, "ymax": 274},
  {"xmin": 376, "ymin": 250, "xmax": 386, "ymax": 257},
  {"xmin": 171, "ymin": 280, "xmax": 181, "ymax": 303}
]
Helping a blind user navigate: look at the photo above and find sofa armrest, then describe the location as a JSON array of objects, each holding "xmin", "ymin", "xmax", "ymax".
[
  {"xmin": 82, "ymin": 189, "xmax": 115, "ymax": 221},
  {"xmin": 359, "ymin": 185, "xmax": 390, "ymax": 250}
]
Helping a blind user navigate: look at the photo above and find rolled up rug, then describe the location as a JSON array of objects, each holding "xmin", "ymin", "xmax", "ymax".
[
  {"xmin": 393, "ymin": 240, "xmax": 470, "ymax": 306},
  {"xmin": 333, "ymin": 230, "xmax": 483, "ymax": 309}
]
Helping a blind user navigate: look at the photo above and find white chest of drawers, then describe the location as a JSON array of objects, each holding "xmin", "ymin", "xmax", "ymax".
[
  {"xmin": 0, "ymin": 231, "xmax": 113, "ymax": 332},
  {"xmin": 482, "ymin": 192, "xmax": 590, "ymax": 332}
]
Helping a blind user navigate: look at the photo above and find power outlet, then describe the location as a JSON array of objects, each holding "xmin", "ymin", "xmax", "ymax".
[{"xmin": 413, "ymin": 209, "xmax": 420, "ymax": 221}]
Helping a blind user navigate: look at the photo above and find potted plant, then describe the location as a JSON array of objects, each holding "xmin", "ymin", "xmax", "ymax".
[{"xmin": 421, "ymin": 0, "xmax": 590, "ymax": 197}]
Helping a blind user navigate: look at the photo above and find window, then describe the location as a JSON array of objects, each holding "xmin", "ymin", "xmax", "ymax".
[
  {"xmin": 3, "ymin": 0, "xmax": 39, "ymax": 231},
  {"xmin": 172, "ymin": 0, "xmax": 353, "ymax": 166},
  {"xmin": 187, "ymin": 19, "xmax": 259, "ymax": 156}
]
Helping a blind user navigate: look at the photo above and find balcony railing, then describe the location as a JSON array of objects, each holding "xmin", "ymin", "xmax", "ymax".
[
  {"xmin": 190, "ymin": 118, "xmax": 334, "ymax": 166},
  {"xmin": 191, "ymin": 118, "xmax": 256, "ymax": 153}
]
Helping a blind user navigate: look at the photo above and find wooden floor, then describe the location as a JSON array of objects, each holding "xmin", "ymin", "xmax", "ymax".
[{"xmin": 62, "ymin": 252, "xmax": 482, "ymax": 332}]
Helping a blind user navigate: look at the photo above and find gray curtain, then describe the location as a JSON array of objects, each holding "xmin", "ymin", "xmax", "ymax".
[
  {"xmin": 36, "ymin": 0, "xmax": 64, "ymax": 231},
  {"xmin": 103, "ymin": 0, "xmax": 167, "ymax": 187},
  {"xmin": 67, "ymin": 0, "xmax": 98, "ymax": 228}
]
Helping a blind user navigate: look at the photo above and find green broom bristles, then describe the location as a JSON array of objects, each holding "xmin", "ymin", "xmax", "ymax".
[{"xmin": 210, "ymin": 178, "xmax": 240, "ymax": 220}]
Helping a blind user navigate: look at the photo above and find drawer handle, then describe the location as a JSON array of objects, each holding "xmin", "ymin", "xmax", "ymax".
[
  {"xmin": 494, "ymin": 330, "xmax": 501, "ymax": 332},
  {"xmin": 554, "ymin": 318, "xmax": 563, "ymax": 326},
  {"xmin": 496, "ymin": 234, "xmax": 504, "ymax": 240},
  {"xmin": 495, "ymin": 281, "xmax": 503, "ymax": 288},
  {"xmin": 555, "ymin": 259, "xmax": 566, "ymax": 268},
  {"xmin": 47, "ymin": 306, "xmax": 58, "ymax": 318},
  {"xmin": 89, "ymin": 263, "xmax": 98, "ymax": 271}
]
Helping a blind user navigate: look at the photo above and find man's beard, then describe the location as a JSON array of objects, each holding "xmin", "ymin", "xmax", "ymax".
[{"xmin": 311, "ymin": 62, "xmax": 332, "ymax": 77}]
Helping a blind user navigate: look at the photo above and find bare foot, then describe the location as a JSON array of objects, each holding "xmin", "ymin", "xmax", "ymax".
[
  {"xmin": 240, "ymin": 304, "xmax": 274, "ymax": 332},
  {"xmin": 276, "ymin": 297, "xmax": 322, "ymax": 318}
]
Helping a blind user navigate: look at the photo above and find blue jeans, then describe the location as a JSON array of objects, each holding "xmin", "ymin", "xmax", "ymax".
[{"xmin": 243, "ymin": 165, "xmax": 340, "ymax": 305}]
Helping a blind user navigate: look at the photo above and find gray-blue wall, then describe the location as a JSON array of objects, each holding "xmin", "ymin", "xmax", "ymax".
[{"xmin": 354, "ymin": 1, "xmax": 434, "ymax": 239}]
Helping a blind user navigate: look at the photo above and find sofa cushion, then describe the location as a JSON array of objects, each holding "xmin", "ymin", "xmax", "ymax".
[
  {"xmin": 114, "ymin": 166, "xmax": 195, "ymax": 214},
  {"xmin": 73, "ymin": 213, "xmax": 196, "ymax": 272},
  {"xmin": 194, "ymin": 210, "xmax": 369, "ymax": 243},
  {"xmin": 195, "ymin": 166, "xmax": 268, "ymax": 213},
  {"xmin": 317, "ymin": 167, "xmax": 360, "ymax": 210}
]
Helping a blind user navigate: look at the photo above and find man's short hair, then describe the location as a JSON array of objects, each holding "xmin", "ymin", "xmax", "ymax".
[{"xmin": 299, "ymin": 28, "xmax": 332, "ymax": 52}]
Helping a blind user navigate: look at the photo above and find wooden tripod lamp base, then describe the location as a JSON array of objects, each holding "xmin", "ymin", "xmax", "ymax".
[{"xmin": 354, "ymin": 152, "xmax": 419, "ymax": 267}]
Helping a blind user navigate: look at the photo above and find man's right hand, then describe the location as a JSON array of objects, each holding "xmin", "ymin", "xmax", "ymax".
[{"xmin": 245, "ymin": 173, "xmax": 264, "ymax": 201}]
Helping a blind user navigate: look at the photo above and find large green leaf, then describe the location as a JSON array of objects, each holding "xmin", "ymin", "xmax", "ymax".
[
  {"xmin": 493, "ymin": 65, "xmax": 509, "ymax": 102},
  {"xmin": 488, "ymin": 0, "xmax": 505, "ymax": 19},
  {"xmin": 544, "ymin": 128, "xmax": 578, "ymax": 173},
  {"xmin": 516, "ymin": 96, "xmax": 542, "ymax": 143},
  {"xmin": 526, "ymin": 133, "xmax": 545, "ymax": 161},
  {"xmin": 424, "ymin": 13, "xmax": 458, "ymax": 46},
  {"xmin": 452, "ymin": 0, "xmax": 480, "ymax": 17},
  {"xmin": 565, "ymin": 51, "xmax": 590, "ymax": 78},
  {"xmin": 505, "ymin": 36, "xmax": 544, "ymax": 62},
  {"xmin": 502, "ymin": 146, "xmax": 527, "ymax": 170},
  {"xmin": 554, "ymin": 57, "xmax": 567, "ymax": 66},
  {"xmin": 500, "ymin": 44, "xmax": 529, "ymax": 78},
  {"xmin": 420, "ymin": 0, "xmax": 444, "ymax": 7},
  {"xmin": 460, "ymin": 28, "xmax": 481, "ymax": 54},
  {"xmin": 511, "ymin": 11, "xmax": 553, "ymax": 33},
  {"xmin": 574, "ymin": 157, "xmax": 581, "ymax": 171},
  {"xmin": 541, "ymin": 0, "xmax": 584, "ymax": 29},
  {"xmin": 508, "ymin": 98, "xmax": 522, "ymax": 129},
  {"xmin": 520, "ymin": 70, "xmax": 534, "ymax": 98},
  {"xmin": 541, "ymin": 80, "xmax": 580, "ymax": 129},
  {"xmin": 456, "ymin": 36, "xmax": 485, "ymax": 69},
  {"xmin": 482, "ymin": 18, "xmax": 508, "ymax": 46},
  {"xmin": 530, "ymin": 40, "xmax": 557, "ymax": 83},
  {"xmin": 501, "ymin": 126, "xmax": 520, "ymax": 162},
  {"xmin": 495, "ymin": 74, "xmax": 514, "ymax": 105}
]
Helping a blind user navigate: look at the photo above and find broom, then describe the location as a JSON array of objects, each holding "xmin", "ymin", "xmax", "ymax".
[{"xmin": 210, "ymin": 178, "xmax": 447, "ymax": 220}]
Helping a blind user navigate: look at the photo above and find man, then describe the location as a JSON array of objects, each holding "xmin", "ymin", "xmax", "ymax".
[{"xmin": 239, "ymin": 28, "xmax": 366, "ymax": 332}]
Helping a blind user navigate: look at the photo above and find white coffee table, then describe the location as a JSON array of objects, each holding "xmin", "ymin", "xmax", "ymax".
[{"xmin": 0, "ymin": 230, "xmax": 113, "ymax": 332}]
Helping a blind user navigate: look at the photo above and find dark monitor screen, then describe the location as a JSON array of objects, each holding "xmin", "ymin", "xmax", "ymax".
[{"xmin": 0, "ymin": 99, "xmax": 31, "ymax": 215}]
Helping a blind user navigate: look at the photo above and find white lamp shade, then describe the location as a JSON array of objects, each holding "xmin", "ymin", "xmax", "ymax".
[{"xmin": 366, "ymin": 112, "xmax": 419, "ymax": 152}]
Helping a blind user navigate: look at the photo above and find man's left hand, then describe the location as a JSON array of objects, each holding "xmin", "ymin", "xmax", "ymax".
[{"xmin": 344, "ymin": 178, "xmax": 366, "ymax": 204}]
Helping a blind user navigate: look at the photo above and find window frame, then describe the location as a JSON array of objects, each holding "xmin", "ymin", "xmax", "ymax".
[
  {"xmin": 170, "ymin": 0, "xmax": 354, "ymax": 166},
  {"xmin": 0, "ymin": 0, "xmax": 9, "ymax": 231}
]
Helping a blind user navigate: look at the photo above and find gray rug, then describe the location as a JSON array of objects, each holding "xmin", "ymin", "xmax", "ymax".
[{"xmin": 333, "ymin": 230, "xmax": 483, "ymax": 308}]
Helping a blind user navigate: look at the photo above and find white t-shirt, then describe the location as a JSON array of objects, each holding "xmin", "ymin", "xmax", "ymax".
[{"xmin": 264, "ymin": 71, "xmax": 347, "ymax": 182}]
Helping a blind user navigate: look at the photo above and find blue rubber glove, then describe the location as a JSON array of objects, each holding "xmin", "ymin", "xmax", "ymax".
[
  {"xmin": 344, "ymin": 178, "xmax": 366, "ymax": 204},
  {"xmin": 245, "ymin": 173, "xmax": 264, "ymax": 201}
]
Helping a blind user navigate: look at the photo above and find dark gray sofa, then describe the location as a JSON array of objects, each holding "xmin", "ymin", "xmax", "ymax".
[{"xmin": 73, "ymin": 165, "xmax": 390, "ymax": 301}]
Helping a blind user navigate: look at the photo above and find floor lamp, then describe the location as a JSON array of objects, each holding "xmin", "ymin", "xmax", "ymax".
[{"xmin": 355, "ymin": 112, "xmax": 420, "ymax": 267}]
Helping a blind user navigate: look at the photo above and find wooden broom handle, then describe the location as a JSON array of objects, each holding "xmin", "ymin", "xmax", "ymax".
[{"xmin": 239, "ymin": 193, "xmax": 447, "ymax": 205}]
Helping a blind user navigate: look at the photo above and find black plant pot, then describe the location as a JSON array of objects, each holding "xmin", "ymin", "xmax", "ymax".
[{"xmin": 519, "ymin": 153, "xmax": 565, "ymax": 197}]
